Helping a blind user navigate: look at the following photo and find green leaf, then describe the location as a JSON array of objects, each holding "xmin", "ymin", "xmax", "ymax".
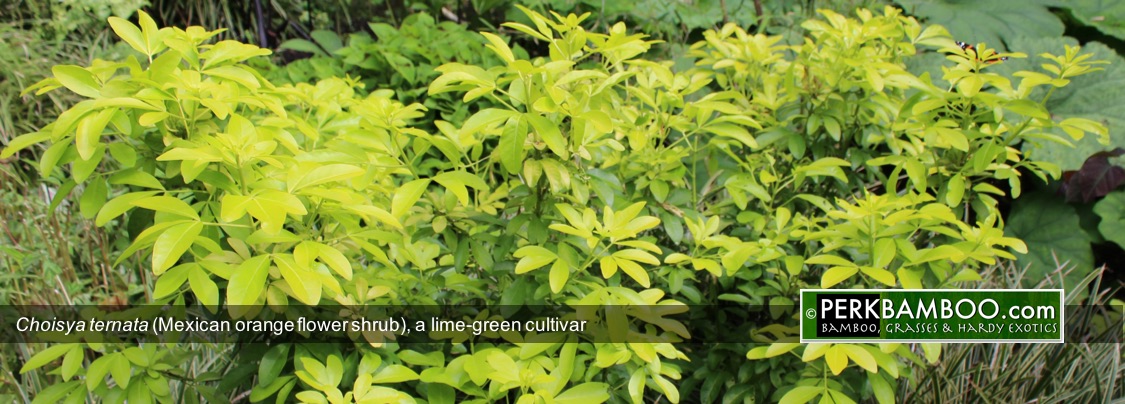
[
  {"xmin": 86, "ymin": 355, "xmax": 111, "ymax": 390},
  {"xmin": 31, "ymin": 382, "xmax": 81, "ymax": 404},
  {"xmin": 1066, "ymin": 0, "xmax": 1125, "ymax": 41},
  {"xmin": 97, "ymin": 191, "xmax": 160, "ymax": 226},
  {"xmin": 51, "ymin": 65, "xmax": 100, "ymax": 99},
  {"xmin": 896, "ymin": 0, "xmax": 1063, "ymax": 52},
  {"xmin": 20, "ymin": 343, "xmax": 76, "ymax": 373},
  {"xmin": 1004, "ymin": 191, "xmax": 1094, "ymax": 286},
  {"xmin": 627, "ymin": 368, "xmax": 645, "ymax": 404},
  {"xmin": 109, "ymin": 168, "xmax": 165, "ymax": 190},
  {"xmin": 0, "ymin": 131, "xmax": 51, "ymax": 159},
  {"xmin": 485, "ymin": 351, "xmax": 520, "ymax": 384},
  {"xmin": 462, "ymin": 108, "xmax": 517, "ymax": 137},
  {"xmin": 398, "ymin": 350, "xmax": 444, "ymax": 367},
  {"xmin": 920, "ymin": 343, "xmax": 942, "ymax": 364},
  {"xmin": 765, "ymin": 343, "xmax": 800, "ymax": 358},
  {"xmin": 872, "ymin": 238, "xmax": 897, "ymax": 268},
  {"xmin": 371, "ymin": 365, "xmax": 419, "ymax": 384},
  {"xmin": 869, "ymin": 372, "xmax": 895, "ymax": 404},
  {"xmin": 554, "ymin": 383, "xmax": 610, "ymax": 404},
  {"xmin": 278, "ymin": 39, "xmax": 328, "ymax": 56},
  {"xmin": 60, "ymin": 345, "xmax": 82, "ymax": 380},
  {"xmin": 526, "ymin": 113, "xmax": 568, "ymax": 159},
  {"xmin": 1006, "ymin": 37, "xmax": 1124, "ymax": 170},
  {"xmin": 109, "ymin": 354, "xmax": 132, "ymax": 388},
  {"xmin": 1094, "ymin": 190, "xmax": 1125, "ymax": 249},
  {"xmin": 154, "ymin": 263, "xmax": 192, "ymax": 299},
  {"xmin": 136, "ymin": 10, "xmax": 167, "ymax": 55},
  {"xmin": 779, "ymin": 386, "xmax": 822, "ymax": 404},
  {"xmin": 79, "ymin": 177, "xmax": 108, "ymax": 219},
  {"xmin": 806, "ymin": 254, "xmax": 854, "ymax": 267},
  {"xmin": 151, "ymin": 221, "xmax": 203, "ymax": 275},
  {"xmin": 259, "ymin": 345, "xmax": 291, "ymax": 387},
  {"xmin": 221, "ymin": 190, "xmax": 307, "ymax": 234},
  {"xmin": 497, "ymin": 116, "xmax": 527, "ymax": 174},
  {"xmin": 227, "ymin": 255, "xmax": 270, "ymax": 307}
]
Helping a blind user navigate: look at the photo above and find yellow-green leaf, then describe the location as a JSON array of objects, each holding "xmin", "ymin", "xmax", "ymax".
[
  {"xmin": 861, "ymin": 266, "xmax": 897, "ymax": 286},
  {"xmin": 188, "ymin": 265, "xmax": 219, "ymax": 313},
  {"xmin": 615, "ymin": 256, "xmax": 651, "ymax": 287},
  {"xmin": 612, "ymin": 249, "xmax": 660, "ymax": 265},
  {"xmin": 133, "ymin": 195, "xmax": 200, "ymax": 220},
  {"xmin": 779, "ymin": 386, "xmax": 822, "ymax": 404},
  {"xmin": 108, "ymin": 15, "xmax": 147, "ymax": 55},
  {"xmin": 600, "ymin": 256, "xmax": 618, "ymax": 278},
  {"xmin": 946, "ymin": 174, "xmax": 965, "ymax": 206},
  {"xmin": 821, "ymin": 266, "xmax": 858, "ymax": 288},
  {"xmin": 392, "ymin": 179, "xmax": 430, "ymax": 219},
  {"xmin": 152, "ymin": 221, "xmax": 202, "ymax": 275},
  {"xmin": 514, "ymin": 246, "xmax": 557, "ymax": 274},
  {"xmin": 227, "ymin": 255, "xmax": 270, "ymax": 307},
  {"xmin": 526, "ymin": 113, "xmax": 568, "ymax": 159},
  {"xmin": 920, "ymin": 343, "xmax": 941, "ymax": 364},
  {"xmin": 204, "ymin": 66, "xmax": 261, "ymax": 89},
  {"xmin": 706, "ymin": 123, "xmax": 758, "ymax": 148},
  {"xmin": 652, "ymin": 374, "xmax": 679, "ymax": 403},
  {"xmin": 840, "ymin": 344, "xmax": 878, "ymax": 373},
  {"xmin": 554, "ymin": 382, "xmax": 609, "ymax": 404},
  {"xmin": 872, "ymin": 238, "xmax": 896, "ymax": 268},
  {"xmin": 549, "ymin": 259, "xmax": 569, "ymax": 294},
  {"xmin": 802, "ymin": 343, "xmax": 831, "ymax": 362},
  {"xmin": 76, "ymin": 109, "xmax": 114, "ymax": 160},
  {"xmin": 480, "ymin": 32, "xmax": 515, "ymax": 63},
  {"xmin": 433, "ymin": 170, "xmax": 488, "ymax": 206},
  {"xmin": 869, "ymin": 372, "xmax": 894, "ymax": 404},
  {"xmin": 52, "ymin": 65, "xmax": 100, "ymax": 98},
  {"xmin": 20, "ymin": 343, "xmax": 76, "ymax": 373},
  {"xmin": 825, "ymin": 345, "xmax": 849, "ymax": 375},
  {"xmin": 315, "ymin": 243, "xmax": 352, "ymax": 280},
  {"xmin": 275, "ymin": 254, "xmax": 321, "ymax": 305},
  {"xmin": 765, "ymin": 343, "xmax": 800, "ymax": 358}
]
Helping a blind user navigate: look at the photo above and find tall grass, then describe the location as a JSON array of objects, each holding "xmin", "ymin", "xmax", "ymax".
[{"xmin": 904, "ymin": 263, "xmax": 1125, "ymax": 403}]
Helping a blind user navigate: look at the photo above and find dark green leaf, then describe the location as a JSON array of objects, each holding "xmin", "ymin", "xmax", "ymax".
[{"xmin": 1005, "ymin": 191, "xmax": 1094, "ymax": 285}]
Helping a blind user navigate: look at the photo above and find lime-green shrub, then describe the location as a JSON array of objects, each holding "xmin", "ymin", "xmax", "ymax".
[
  {"xmin": 270, "ymin": 12, "xmax": 508, "ymax": 128},
  {"xmin": 4, "ymin": 5, "xmax": 1108, "ymax": 403}
]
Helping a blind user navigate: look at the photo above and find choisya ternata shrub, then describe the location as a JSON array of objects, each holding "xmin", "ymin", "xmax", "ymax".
[{"xmin": 4, "ymin": 5, "xmax": 1107, "ymax": 404}]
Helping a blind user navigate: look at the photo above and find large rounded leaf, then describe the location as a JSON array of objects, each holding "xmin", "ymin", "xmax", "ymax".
[
  {"xmin": 1004, "ymin": 191, "xmax": 1094, "ymax": 286},
  {"xmin": 998, "ymin": 36, "xmax": 1125, "ymax": 170},
  {"xmin": 895, "ymin": 0, "xmax": 1064, "ymax": 51}
]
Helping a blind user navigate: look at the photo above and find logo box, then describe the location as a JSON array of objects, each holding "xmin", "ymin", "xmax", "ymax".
[{"xmin": 800, "ymin": 289, "xmax": 1065, "ymax": 343}]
